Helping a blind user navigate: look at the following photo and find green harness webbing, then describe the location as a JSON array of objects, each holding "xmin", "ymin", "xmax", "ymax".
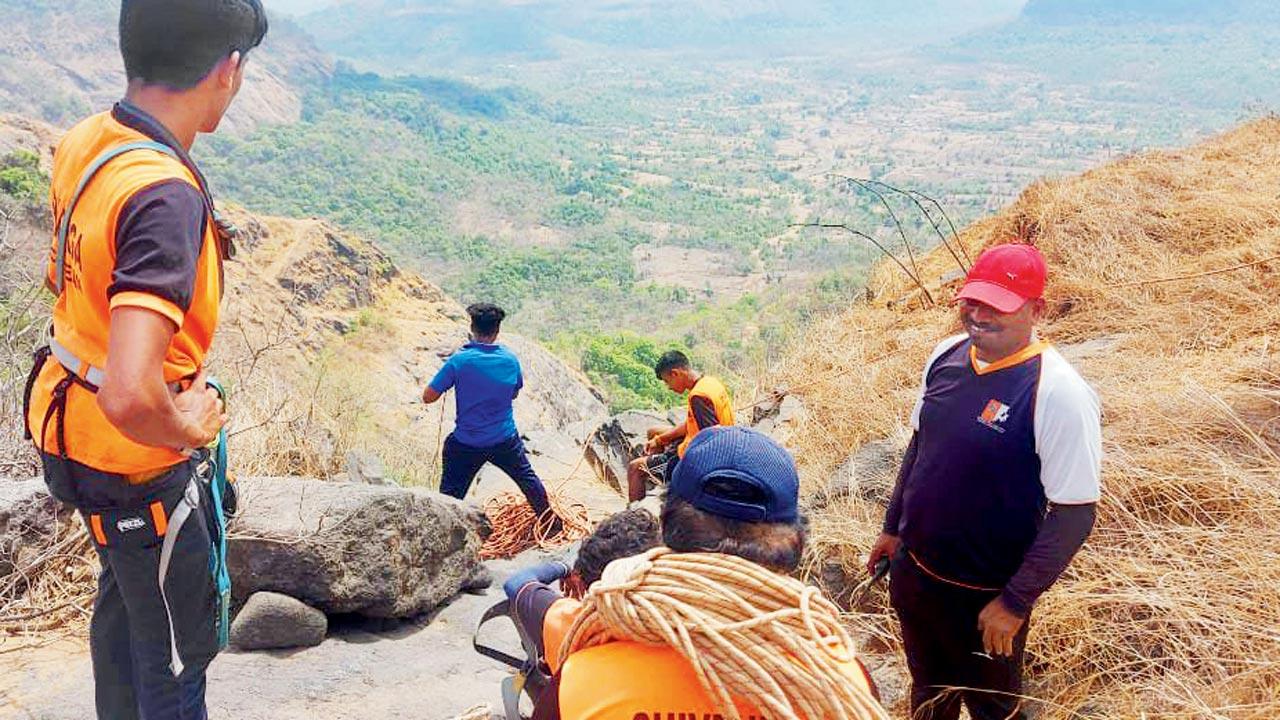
[{"xmin": 205, "ymin": 377, "xmax": 233, "ymax": 649}]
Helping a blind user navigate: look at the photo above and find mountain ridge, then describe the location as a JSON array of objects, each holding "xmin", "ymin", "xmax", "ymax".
[{"xmin": 0, "ymin": 1, "xmax": 333, "ymax": 132}]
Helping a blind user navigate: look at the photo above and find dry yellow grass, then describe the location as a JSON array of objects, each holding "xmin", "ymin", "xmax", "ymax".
[{"xmin": 776, "ymin": 118, "xmax": 1280, "ymax": 718}]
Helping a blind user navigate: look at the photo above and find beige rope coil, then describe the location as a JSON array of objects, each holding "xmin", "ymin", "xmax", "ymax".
[{"xmin": 558, "ymin": 547, "xmax": 889, "ymax": 720}]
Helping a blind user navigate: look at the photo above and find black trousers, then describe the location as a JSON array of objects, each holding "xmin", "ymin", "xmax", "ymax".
[
  {"xmin": 439, "ymin": 433, "xmax": 551, "ymax": 515},
  {"xmin": 43, "ymin": 454, "xmax": 218, "ymax": 720},
  {"xmin": 889, "ymin": 552, "xmax": 1029, "ymax": 720}
]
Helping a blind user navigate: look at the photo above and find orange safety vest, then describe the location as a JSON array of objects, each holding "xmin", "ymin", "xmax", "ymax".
[
  {"xmin": 678, "ymin": 375, "xmax": 735, "ymax": 458},
  {"xmin": 25, "ymin": 111, "xmax": 223, "ymax": 477},
  {"xmin": 541, "ymin": 597, "xmax": 876, "ymax": 719}
]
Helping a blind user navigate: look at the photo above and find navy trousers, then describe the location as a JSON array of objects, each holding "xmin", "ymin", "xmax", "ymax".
[
  {"xmin": 439, "ymin": 433, "xmax": 551, "ymax": 516},
  {"xmin": 889, "ymin": 552, "xmax": 1029, "ymax": 720}
]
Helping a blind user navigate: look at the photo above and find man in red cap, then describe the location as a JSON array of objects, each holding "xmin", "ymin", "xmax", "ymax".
[{"xmin": 867, "ymin": 243, "xmax": 1102, "ymax": 720}]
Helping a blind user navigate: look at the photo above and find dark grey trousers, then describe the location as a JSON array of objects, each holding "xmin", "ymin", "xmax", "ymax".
[{"xmin": 43, "ymin": 454, "xmax": 218, "ymax": 720}]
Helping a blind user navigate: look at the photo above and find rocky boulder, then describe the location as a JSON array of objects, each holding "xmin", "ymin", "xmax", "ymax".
[
  {"xmin": 230, "ymin": 591, "xmax": 327, "ymax": 651},
  {"xmin": 0, "ymin": 478, "xmax": 71, "ymax": 579},
  {"xmin": 583, "ymin": 410, "xmax": 668, "ymax": 494},
  {"xmin": 750, "ymin": 392, "xmax": 808, "ymax": 446},
  {"xmin": 227, "ymin": 477, "xmax": 490, "ymax": 618},
  {"xmin": 808, "ymin": 438, "xmax": 904, "ymax": 511}
]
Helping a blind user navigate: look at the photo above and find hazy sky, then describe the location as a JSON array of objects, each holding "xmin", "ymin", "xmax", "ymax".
[
  {"xmin": 269, "ymin": 0, "xmax": 343, "ymax": 15},
  {"xmin": 267, "ymin": 0, "xmax": 1029, "ymax": 18}
]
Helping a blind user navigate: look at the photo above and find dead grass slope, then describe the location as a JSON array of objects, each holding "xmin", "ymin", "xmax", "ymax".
[{"xmin": 776, "ymin": 118, "xmax": 1280, "ymax": 719}]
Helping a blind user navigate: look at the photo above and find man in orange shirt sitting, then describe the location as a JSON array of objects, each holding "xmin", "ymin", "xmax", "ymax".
[{"xmin": 627, "ymin": 350, "xmax": 735, "ymax": 503}]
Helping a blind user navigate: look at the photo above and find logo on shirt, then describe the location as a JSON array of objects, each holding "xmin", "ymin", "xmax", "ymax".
[{"xmin": 978, "ymin": 399, "xmax": 1011, "ymax": 433}]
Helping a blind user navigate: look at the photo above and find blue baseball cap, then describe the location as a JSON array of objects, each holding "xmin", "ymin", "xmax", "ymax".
[{"xmin": 669, "ymin": 426, "xmax": 800, "ymax": 523}]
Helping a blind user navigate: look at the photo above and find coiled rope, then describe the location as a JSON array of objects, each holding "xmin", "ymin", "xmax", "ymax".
[
  {"xmin": 558, "ymin": 547, "xmax": 889, "ymax": 720},
  {"xmin": 478, "ymin": 491, "xmax": 590, "ymax": 560}
]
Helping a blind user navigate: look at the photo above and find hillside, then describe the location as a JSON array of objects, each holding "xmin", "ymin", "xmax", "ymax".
[
  {"xmin": 0, "ymin": 0, "xmax": 333, "ymax": 132},
  {"xmin": 298, "ymin": 0, "xmax": 1025, "ymax": 71},
  {"xmin": 0, "ymin": 115, "xmax": 607, "ymax": 485},
  {"xmin": 774, "ymin": 119, "xmax": 1280, "ymax": 718},
  {"xmin": 1023, "ymin": 0, "xmax": 1280, "ymax": 24}
]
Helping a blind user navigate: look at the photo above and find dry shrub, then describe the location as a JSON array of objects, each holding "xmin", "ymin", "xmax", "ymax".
[{"xmin": 778, "ymin": 118, "xmax": 1280, "ymax": 718}]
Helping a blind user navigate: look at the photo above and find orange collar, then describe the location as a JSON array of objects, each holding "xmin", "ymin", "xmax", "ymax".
[{"xmin": 969, "ymin": 340, "xmax": 1050, "ymax": 376}]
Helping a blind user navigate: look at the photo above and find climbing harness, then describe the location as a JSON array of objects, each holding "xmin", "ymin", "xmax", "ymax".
[{"xmin": 473, "ymin": 598, "xmax": 552, "ymax": 720}]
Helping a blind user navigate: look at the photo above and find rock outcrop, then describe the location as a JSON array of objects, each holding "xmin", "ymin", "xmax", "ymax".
[
  {"xmin": 583, "ymin": 410, "xmax": 667, "ymax": 494},
  {"xmin": 230, "ymin": 591, "xmax": 328, "ymax": 651},
  {"xmin": 226, "ymin": 477, "xmax": 490, "ymax": 618},
  {"xmin": 809, "ymin": 438, "xmax": 904, "ymax": 512}
]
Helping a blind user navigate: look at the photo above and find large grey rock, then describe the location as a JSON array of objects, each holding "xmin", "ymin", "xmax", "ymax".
[
  {"xmin": 809, "ymin": 438, "xmax": 904, "ymax": 511},
  {"xmin": 227, "ymin": 477, "xmax": 490, "ymax": 618},
  {"xmin": 583, "ymin": 410, "xmax": 668, "ymax": 494},
  {"xmin": 752, "ymin": 394, "xmax": 807, "ymax": 446},
  {"xmin": 0, "ymin": 478, "xmax": 71, "ymax": 579},
  {"xmin": 230, "ymin": 591, "xmax": 327, "ymax": 651}
]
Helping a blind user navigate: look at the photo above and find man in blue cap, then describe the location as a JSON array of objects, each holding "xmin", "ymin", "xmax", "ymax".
[{"xmin": 511, "ymin": 426, "xmax": 880, "ymax": 718}]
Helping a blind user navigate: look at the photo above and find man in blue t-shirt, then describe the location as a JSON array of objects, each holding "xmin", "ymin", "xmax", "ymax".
[{"xmin": 424, "ymin": 303, "xmax": 558, "ymax": 530}]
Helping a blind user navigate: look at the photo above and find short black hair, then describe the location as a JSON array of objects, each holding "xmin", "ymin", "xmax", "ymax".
[
  {"xmin": 467, "ymin": 302, "xmax": 506, "ymax": 338},
  {"xmin": 120, "ymin": 0, "xmax": 269, "ymax": 90},
  {"xmin": 654, "ymin": 350, "xmax": 690, "ymax": 379},
  {"xmin": 660, "ymin": 497, "xmax": 807, "ymax": 574},
  {"xmin": 574, "ymin": 509, "xmax": 661, "ymax": 587}
]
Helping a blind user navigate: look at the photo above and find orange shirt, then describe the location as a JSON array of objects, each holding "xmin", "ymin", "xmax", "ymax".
[
  {"xmin": 541, "ymin": 597, "xmax": 875, "ymax": 719},
  {"xmin": 27, "ymin": 108, "xmax": 222, "ymax": 475},
  {"xmin": 678, "ymin": 375, "xmax": 735, "ymax": 458}
]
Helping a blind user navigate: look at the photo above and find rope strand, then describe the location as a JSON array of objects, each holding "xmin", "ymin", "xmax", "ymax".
[{"xmin": 560, "ymin": 548, "xmax": 889, "ymax": 720}]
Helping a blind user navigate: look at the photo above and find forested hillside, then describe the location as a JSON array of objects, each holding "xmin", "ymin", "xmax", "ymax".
[{"xmin": 4, "ymin": 0, "xmax": 1277, "ymax": 413}]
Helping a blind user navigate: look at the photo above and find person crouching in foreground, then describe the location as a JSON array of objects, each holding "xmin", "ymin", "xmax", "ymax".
[{"xmin": 527, "ymin": 426, "xmax": 888, "ymax": 720}]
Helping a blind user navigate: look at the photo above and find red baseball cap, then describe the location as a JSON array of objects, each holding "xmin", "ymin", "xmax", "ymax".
[{"xmin": 953, "ymin": 244, "xmax": 1047, "ymax": 313}]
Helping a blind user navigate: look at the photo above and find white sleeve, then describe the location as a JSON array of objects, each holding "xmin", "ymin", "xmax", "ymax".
[
  {"xmin": 1034, "ymin": 350, "xmax": 1103, "ymax": 504},
  {"xmin": 910, "ymin": 334, "xmax": 968, "ymax": 431}
]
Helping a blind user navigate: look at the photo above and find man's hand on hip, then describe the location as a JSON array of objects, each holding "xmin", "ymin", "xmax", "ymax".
[
  {"xmin": 866, "ymin": 532, "xmax": 901, "ymax": 575},
  {"xmin": 173, "ymin": 368, "xmax": 228, "ymax": 450},
  {"xmin": 978, "ymin": 596, "xmax": 1025, "ymax": 657}
]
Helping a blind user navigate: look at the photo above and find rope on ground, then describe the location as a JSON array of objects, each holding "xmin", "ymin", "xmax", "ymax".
[
  {"xmin": 478, "ymin": 489, "xmax": 591, "ymax": 560},
  {"xmin": 476, "ymin": 421, "xmax": 604, "ymax": 559},
  {"xmin": 560, "ymin": 547, "xmax": 889, "ymax": 720}
]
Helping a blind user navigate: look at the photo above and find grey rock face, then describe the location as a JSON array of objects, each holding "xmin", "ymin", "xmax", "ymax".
[
  {"xmin": 227, "ymin": 477, "xmax": 490, "ymax": 618},
  {"xmin": 810, "ymin": 438, "xmax": 904, "ymax": 511},
  {"xmin": 583, "ymin": 410, "xmax": 668, "ymax": 494},
  {"xmin": 230, "ymin": 591, "xmax": 327, "ymax": 651},
  {"xmin": 344, "ymin": 450, "xmax": 391, "ymax": 485}
]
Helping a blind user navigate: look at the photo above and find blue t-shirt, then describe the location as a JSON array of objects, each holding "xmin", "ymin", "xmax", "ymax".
[{"xmin": 429, "ymin": 342, "xmax": 524, "ymax": 448}]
